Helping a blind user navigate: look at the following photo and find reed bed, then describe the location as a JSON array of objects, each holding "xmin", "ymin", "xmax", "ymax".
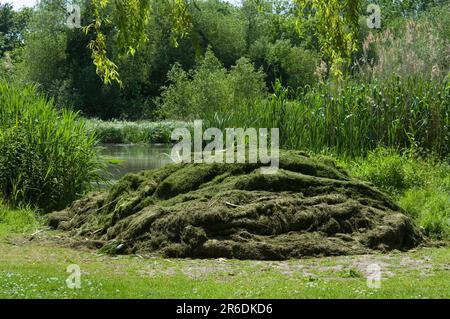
[
  {"xmin": 86, "ymin": 119, "xmax": 193, "ymax": 144},
  {"xmin": 0, "ymin": 82, "xmax": 104, "ymax": 211},
  {"xmin": 206, "ymin": 76, "xmax": 449, "ymax": 158}
]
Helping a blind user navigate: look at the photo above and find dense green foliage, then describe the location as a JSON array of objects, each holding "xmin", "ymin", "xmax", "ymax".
[
  {"xmin": 4, "ymin": 0, "xmax": 447, "ymax": 158},
  {"xmin": 0, "ymin": 82, "xmax": 104, "ymax": 211},
  {"xmin": 87, "ymin": 119, "xmax": 192, "ymax": 144},
  {"xmin": 157, "ymin": 49, "xmax": 266, "ymax": 119},
  {"xmin": 347, "ymin": 148, "xmax": 449, "ymax": 239},
  {"xmin": 83, "ymin": 0, "xmax": 361, "ymax": 83},
  {"xmin": 0, "ymin": 3, "xmax": 31, "ymax": 57},
  {"xmin": 5, "ymin": 0, "xmax": 325, "ymax": 118},
  {"xmin": 202, "ymin": 75, "xmax": 449, "ymax": 157},
  {"xmin": 5, "ymin": 0, "xmax": 450, "ymax": 144}
]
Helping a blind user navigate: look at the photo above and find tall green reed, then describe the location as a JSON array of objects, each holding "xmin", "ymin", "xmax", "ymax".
[
  {"xmin": 0, "ymin": 82, "xmax": 105, "ymax": 212},
  {"xmin": 207, "ymin": 75, "xmax": 449, "ymax": 158}
]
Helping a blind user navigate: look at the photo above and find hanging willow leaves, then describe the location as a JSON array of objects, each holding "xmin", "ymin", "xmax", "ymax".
[
  {"xmin": 171, "ymin": 0, "xmax": 193, "ymax": 47},
  {"xmin": 83, "ymin": 0, "xmax": 122, "ymax": 85},
  {"xmin": 113, "ymin": 0, "xmax": 152, "ymax": 56},
  {"xmin": 85, "ymin": 0, "xmax": 195, "ymax": 85},
  {"xmin": 253, "ymin": 0, "xmax": 360, "ymax": 77},
  {"xmin": 87, "ymin": 0, "xmax": 360, "ymax": 85},
  {"xmin": 295, "ymin": 0, "xmax": 360, "ymax": 77}
]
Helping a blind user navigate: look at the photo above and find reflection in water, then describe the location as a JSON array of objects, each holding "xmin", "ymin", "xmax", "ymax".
[{"xmin": 98, "ymin": 144, "xmax": 174, "ymax": 182}]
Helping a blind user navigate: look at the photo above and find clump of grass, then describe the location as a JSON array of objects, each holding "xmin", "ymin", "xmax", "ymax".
[
  {"xmin": 399, "ymin": 188, "xmax": 449, "ymax": 240},
  {"xmin": 349, "ymin": 148, "xmax": 426, "ymax": 195},
  {"xmin": 0, "ymin": 201, "xmax": 41, "ymax": 236},
  {"xmin": 340, "ymin": 268, "xmax": 364, "ymax": 279},
  {"xmin": 86, "ymin": 119, "xmax": 193, "ymax": 144},
  {"xmin": 347, "ymin": 147, "xmax": 449, "ymax": 239},
  {"xmin": 0, "ymin": 82, "xmax": 105, "ymax": 212}
]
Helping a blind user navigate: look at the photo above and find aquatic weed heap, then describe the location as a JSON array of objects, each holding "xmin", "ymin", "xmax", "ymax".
[{"xmin": 48, "ymin": 151, "xmax": 424, "ymax": 259}]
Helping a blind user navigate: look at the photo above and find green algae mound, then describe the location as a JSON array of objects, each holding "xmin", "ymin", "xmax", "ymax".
[{"xmin": 48, "ymin": 151, "xmax": 424, "ymax": 260}]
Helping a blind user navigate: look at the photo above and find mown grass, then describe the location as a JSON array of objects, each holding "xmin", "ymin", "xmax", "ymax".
[{"xmin": 0, "ymin": 238, "xmax": 448, "ymax": 299}]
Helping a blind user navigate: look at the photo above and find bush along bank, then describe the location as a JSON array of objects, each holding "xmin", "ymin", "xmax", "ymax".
[
  {"xmin": 0, "ymin": 82, "xmax": 105, "ymax": 212},
  {"xmin": 86, "ymin": 119, "xmax": 193, "ymax": 144}
]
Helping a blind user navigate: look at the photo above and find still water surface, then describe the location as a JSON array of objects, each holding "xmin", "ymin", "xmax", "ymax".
[{"xmin": 98, "ymin": 144, "xmax": 173, "ymax": 182}]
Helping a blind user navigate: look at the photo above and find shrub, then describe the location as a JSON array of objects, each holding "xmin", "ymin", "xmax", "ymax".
[
  {"xmin": 249, "ymin": 38, "xmax": 319, "ymax": 90},
  {"xmin": 0, "ymin": 82, "xmax": 104, "ymax": 212},
  {"xmin": 157, "ymin": 49, "xmax": 266, "ymax": 120}
]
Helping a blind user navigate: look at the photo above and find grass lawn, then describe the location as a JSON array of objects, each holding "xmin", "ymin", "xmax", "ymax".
[
  {"xmin": 0, "ymin": 234, "xmax": 448, "ymax": 299},
  {"xmin": 1, "ymin": 204, "xmax": 449, "ymax": 299}
]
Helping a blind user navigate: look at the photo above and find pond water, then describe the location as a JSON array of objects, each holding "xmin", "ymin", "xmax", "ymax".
[{"xmin": 98, "ymin": 144, "xmax": 174, "ymax": 182}]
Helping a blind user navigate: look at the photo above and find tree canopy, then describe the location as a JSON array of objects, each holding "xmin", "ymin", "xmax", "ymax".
[{"xmin": 87, "ymin": 0, "xmax": 362, "ymax": 83}]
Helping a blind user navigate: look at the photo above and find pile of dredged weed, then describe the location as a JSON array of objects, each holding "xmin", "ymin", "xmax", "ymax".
[{"xmin": 48, "ymin": 151, "xmax": 424, "ymax": 260}]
